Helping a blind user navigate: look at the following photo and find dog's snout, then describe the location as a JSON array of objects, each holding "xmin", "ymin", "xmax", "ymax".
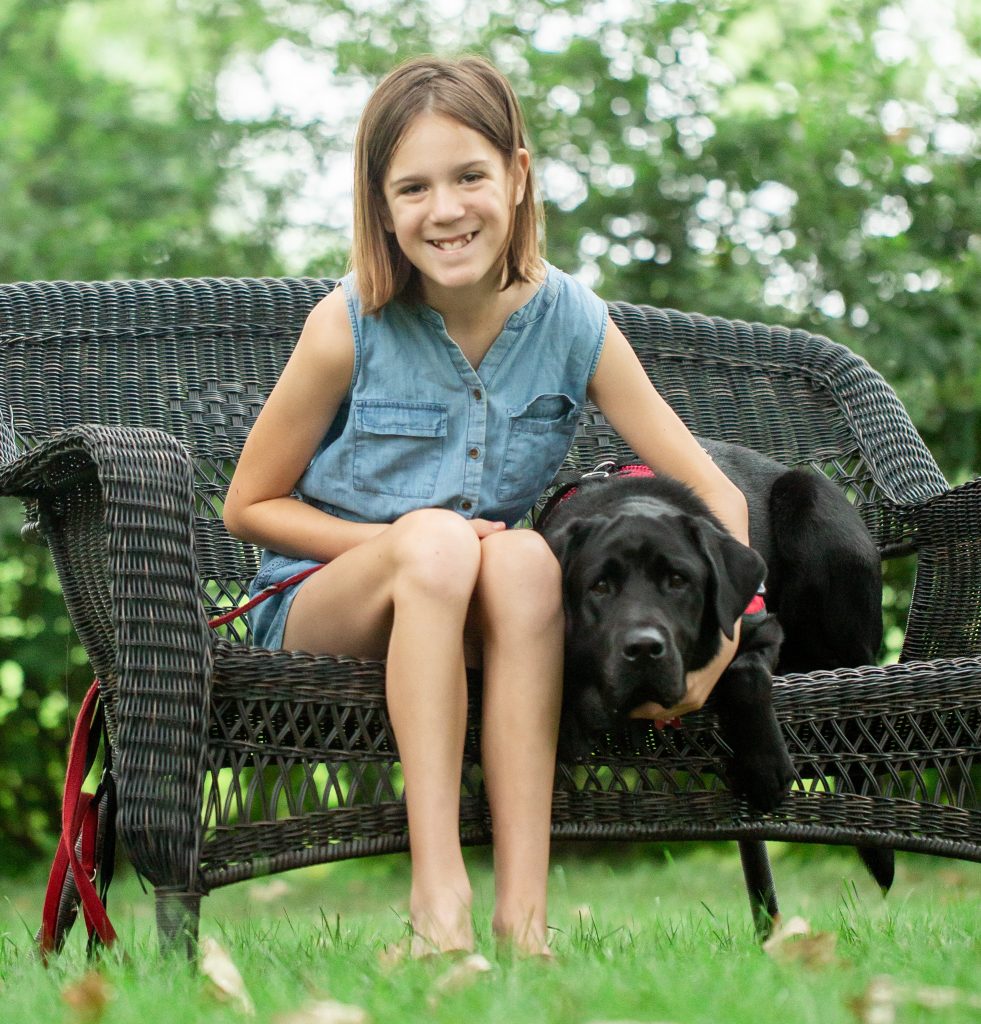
[{"xmin": 622, "ymin": 628, "xmax": 667, "ymax": 663}]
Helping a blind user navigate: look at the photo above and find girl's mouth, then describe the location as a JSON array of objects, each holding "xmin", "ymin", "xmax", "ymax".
[{"xmin": 429, "ymin": 232, "xmax": 476, "ymax": 251}]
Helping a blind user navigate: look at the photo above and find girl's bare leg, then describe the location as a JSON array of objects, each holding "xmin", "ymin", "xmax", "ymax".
[
  {"xmin": 476, "ymin": 530, "xmax": 564, "ymax": 955},
  {"xmin": 385, "ymin": 514, "xmax": 479, "ymax": 952},
  {"xmin": 282, "ymin": 509, "xmax": 481, "ymax": 953}
]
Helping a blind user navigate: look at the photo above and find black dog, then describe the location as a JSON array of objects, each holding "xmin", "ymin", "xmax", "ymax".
[{"xmin": 538, "ymin": 438, "xmax": 882, "ymax": 814}]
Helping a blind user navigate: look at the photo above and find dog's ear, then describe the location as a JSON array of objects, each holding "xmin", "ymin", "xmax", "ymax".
[
  {"xmin": 690, "ymin": 518, "xmax": 767, "ymax": 639},
  {"xmin": 544, "ymin": 514, "xmax": 602, "ymax": 568}
]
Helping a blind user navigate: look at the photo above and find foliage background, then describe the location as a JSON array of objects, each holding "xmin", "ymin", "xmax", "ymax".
[{"xmin": 0, "ymin": 0, "xmax": 978, "ymax": 867}]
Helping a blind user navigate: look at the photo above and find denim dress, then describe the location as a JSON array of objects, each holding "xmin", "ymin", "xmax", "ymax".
[{"xmin": 249, "ymin": 261, "xmax": 608, "ymax": 649}]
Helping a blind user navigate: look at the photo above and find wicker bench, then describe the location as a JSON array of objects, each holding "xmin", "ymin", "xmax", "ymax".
[{"xmin": 1, "ymin": 277, "xmax": 978, "ymax": 955}]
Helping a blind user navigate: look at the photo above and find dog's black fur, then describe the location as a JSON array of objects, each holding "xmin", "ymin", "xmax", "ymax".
[{"xmin": 539, "ymin": 438, "xmax": 883, "ymax": 814}]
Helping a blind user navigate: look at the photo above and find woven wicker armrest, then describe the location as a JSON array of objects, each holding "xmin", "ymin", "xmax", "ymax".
[
  {"xmin": 894, "ymin": 478, "xmax": 981, "ymax": 662},
  {"xmin": 0, "ymin": 423, "xmax": 212, "ymax": 889}
]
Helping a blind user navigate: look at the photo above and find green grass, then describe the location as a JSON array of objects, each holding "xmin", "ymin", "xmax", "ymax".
[{"xmin": 1, "ymin": 845, "xmax": 979, "ymax": 1023}]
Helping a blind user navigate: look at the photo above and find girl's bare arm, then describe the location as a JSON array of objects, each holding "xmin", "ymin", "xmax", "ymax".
[
  {"xmin": 223, "ymin": 286, "xmax": 388, "ymax": 561},
  {"xmin": 586, "ymin": 317, "xmax": 749, "ymax": 542}
]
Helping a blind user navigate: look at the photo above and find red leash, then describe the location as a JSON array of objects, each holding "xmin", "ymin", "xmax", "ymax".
[
  {"xmin": 39, "ymin": 682, "xmax": 116, "ymax": 961},
  {"xmin": 39, "ymin": 562, "xmax": 325, "ymax": 960},
  {"xmin": 206, "ymin": 562, "xmax": 325, "ymax": 628}
]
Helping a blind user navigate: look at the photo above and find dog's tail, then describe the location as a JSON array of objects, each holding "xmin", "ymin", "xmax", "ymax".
[
  {"xmin": 767, "ymin": 469, "xmax": 883, "ymax": 671},
  {"xmin": 856, "ymin": 845, "xmax": 895, "ymax": 893}
]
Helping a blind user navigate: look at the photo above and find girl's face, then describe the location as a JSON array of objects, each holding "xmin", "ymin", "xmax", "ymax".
[{"xmin": 381, "ymin": 112, "xmax": 530, "ymax": 305}]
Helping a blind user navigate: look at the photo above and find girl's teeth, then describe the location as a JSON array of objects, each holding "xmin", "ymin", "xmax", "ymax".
[{"xmin": 432, "ymin": 233, "xmax": 473, "ymax": 250}]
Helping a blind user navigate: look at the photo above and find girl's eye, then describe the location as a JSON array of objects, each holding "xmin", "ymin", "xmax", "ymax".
[{"xmin": 461, "ymin": 172, "xmax": 483, "ymax": 183}]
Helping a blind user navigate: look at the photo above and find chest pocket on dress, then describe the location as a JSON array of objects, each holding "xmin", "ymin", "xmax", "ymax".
[
  {"xmin": 353, "ymin": 400, "xmax": 448, "ymax": 498},
  {"xmin": 497, "ymin": 393, "xmax": 580, "ymax": 504}
]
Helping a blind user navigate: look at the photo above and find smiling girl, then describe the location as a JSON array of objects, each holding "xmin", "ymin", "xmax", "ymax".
[{"xmin": 223, "ymin": 54, "xmax": 748, "ymax": 958}]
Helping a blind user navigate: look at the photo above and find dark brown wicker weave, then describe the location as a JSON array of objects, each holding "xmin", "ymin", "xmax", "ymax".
[{"xmin": 1, "ymin": 277, "xmax": 978, "ymax": 955}]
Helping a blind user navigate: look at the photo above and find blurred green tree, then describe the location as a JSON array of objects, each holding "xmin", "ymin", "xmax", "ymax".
[{"xmin": 1, "ymin": 0, "xmax": 977, "ymax": 863}]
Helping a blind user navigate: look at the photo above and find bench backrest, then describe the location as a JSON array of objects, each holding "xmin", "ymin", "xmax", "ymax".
[{"xmin": 0, "ymin": 277, "xmax": 948, "ymax": 639}]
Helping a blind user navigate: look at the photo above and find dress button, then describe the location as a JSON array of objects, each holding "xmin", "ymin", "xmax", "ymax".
[
  {"xmin": 461, "ymin": 500, "xmax": 473, "ymax": 511},
  {"xmin": 473, "ymin": 389, "xmax": 482, "ymax": 401},
  {"xmin": 468, "ymin": 447, "xmax": 480, "ymax": 459}
]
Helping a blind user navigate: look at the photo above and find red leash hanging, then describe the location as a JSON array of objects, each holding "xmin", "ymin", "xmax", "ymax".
[
  {"xmin": 38, "ymin": 562, "xmax": 325, "ymax": 960},
  {"xmin": 39, "ymin": 682, "xmax": 117, "ymax": 961}
]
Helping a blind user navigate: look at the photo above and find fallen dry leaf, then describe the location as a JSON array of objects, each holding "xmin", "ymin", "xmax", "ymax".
[
  {"xmin": 850, "ymin": 974, "xmax": 981, "ymax": 1022},
  {"xmin": 849, "ymin": 976, "xmax": 900, "ymax": 1024},
  {"xmin": 425, "ymin": 953, "xmax": 494, "ymax": 1009},
  {"xmin": 273, "ymin": 998, "xmax": 371, "ymax": 1024},
  {"xmin": 61, "ymin": 971, "xmax": 112, "ymax": 1023},
  {"xmin": 762, "ymin": 915, "xmax": 838, "ymax": 967},
  {"xmin": 433, "ymin": 953, "xmax": 493, "ymax": 994},
  {"xmin": 200, "ymin": 936, "xmax": 255, "ymax": 1016},
  {"xmin": 762, "ymin": 914, "xmax": 811, "ymax": 948},
  {"xmin": 904, "ymin": 981, "xmax": 981, "ymax": 1011}
]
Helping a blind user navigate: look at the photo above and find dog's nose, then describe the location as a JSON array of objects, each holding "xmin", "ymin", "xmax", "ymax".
[{"xmin": 622, "ymin": 628, "xmax": 667, "ymax": 662}]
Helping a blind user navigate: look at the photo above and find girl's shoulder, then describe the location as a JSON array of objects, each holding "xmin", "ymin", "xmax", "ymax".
[
  {"xmin": 297, "ymin": 284, "xmax": 356, "ymax": 375},
  {"xmin": 305, "ymin": 281, "xmax": 350, "ymax": 333}
]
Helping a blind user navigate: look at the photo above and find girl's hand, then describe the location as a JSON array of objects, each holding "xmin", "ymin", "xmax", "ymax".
[
  {"xmin": 628, "ymin": 623, "xmax": 740, "ymax": 721},
  {"xmin": 628, "ymin": 663, "xmax": 720, "ymax": 721},
  {"xmin": 468, "ymin": 518, "xmax": 507, "ymax": 539}
]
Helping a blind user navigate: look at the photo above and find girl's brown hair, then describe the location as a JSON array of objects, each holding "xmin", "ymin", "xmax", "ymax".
[{"xmin": 350, "ymin": 54, "xmax": 543, "ymax": 315}]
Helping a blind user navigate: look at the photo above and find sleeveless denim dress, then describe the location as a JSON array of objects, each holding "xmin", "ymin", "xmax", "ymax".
[{"xmin": 248, "ymin": 261, "xmax": 608, "ymax": 649}]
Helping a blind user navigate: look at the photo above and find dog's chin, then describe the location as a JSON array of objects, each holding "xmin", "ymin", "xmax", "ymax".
[
  {"xmin": 601, "ymin": 653, "xmax": 687, "ymax": 717},
  {"xmin": 561, "ymin": 673, "xmax": 689, "ymax": 759},
  {"xmin": 559, "ymin": 638, "xmax": 690, "ymax": 755}
]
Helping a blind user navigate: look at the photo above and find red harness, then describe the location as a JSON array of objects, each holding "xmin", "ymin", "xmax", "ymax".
[{"xmin": 538, "ymin": 460, "xmax": 654, "ymax": 523}]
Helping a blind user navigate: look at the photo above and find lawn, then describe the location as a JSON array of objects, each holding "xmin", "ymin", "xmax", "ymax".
[{"xmin": 1, "ymin": 844, "xmax": 978, "ymax": 1023}]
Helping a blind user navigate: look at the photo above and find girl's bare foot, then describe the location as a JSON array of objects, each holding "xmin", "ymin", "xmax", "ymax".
[
  {"xmin": 408, "ymin": 931, "xmax": 472, "ymax": 959},
  {"xmin": 410, "ymin": 885, "xmax": 475, "ymax": 956},
  {"xmin": 492, "ymin": 914, "xmax": 553, "ymax": 959}
]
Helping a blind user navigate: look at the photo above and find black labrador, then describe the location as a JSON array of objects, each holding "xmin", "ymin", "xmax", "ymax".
[{"xmin": 538, "ymin": 438, "xmax": 883, "ymax": 816}]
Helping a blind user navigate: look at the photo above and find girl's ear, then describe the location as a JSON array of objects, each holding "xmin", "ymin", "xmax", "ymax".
[
  {"xmin": 514, "ymin": 147, "xmax": 531, "ymax": 206},
  {"xmin": 381, "ymin": 202, "xmax": 394, "ymax": 233}
]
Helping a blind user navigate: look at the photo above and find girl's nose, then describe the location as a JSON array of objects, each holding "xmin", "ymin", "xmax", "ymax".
[{"xmin": 430, "ymin": 185, "xmax": 465, "ymax": 223}]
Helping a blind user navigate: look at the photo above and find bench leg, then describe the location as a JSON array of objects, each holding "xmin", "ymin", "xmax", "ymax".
[
  {"xmin": 738, "ymin": 840, "xmax": 779, "ymax": 940},
  {"xmin": 155, "ymin": 887, "xmax": 202, "ymax": 959}
]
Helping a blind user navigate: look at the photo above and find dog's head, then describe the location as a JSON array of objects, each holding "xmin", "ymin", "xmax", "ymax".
[{"xmin": 547, "ymin": 500, "xmax": 765, "ymax": 756}]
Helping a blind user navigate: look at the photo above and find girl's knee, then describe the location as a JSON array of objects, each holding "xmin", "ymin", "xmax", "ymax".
[
  {"xmin": 480, "ymin": 529, "xmax": 562, "ymax": 618},
  {"xmin": 390, "ymin": 509, "xmax": 481, "ymax": 603}
]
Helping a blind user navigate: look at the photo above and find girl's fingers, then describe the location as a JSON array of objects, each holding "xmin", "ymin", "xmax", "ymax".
[{"xmin": 469, "ymin": 519, "xmax": 507, "ymax": 539}]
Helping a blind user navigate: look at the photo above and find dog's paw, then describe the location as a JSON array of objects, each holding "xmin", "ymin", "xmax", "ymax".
[{"xmin": 734, "ymin": 744, "xmax": 795, "ymax": 813}]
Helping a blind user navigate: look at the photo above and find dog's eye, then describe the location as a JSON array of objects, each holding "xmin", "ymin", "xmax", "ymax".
[
  {"xmin": 590, "ymin": 579, "xmax": 611, "ymax": 595},
  {"xmin": 667, "ymin": 572, "xmax": 687, "ymax": 589}
]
